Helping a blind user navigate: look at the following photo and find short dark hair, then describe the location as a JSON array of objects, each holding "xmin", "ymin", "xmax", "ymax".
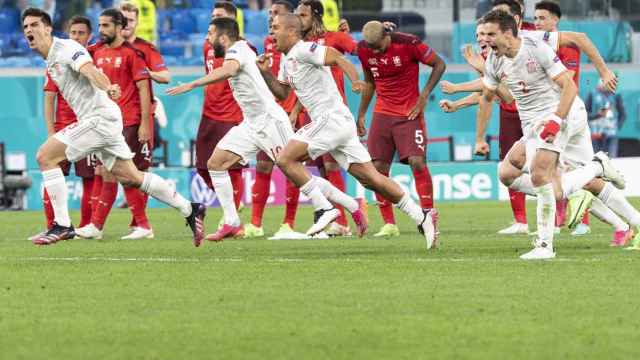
[
  {"xmin": 100, "ymin": 8, "xmax": 128, "ymax": 28},
  {"xmin": 214, "ymin": 1, "xmax": 237, "ymax": 16},
  {"xmin": 21, "ymin": 7, "xmax": 52, "ymax": 27},
  {"xmin": 273, "ymin": 0, "xmax": 294, "ymax": 12},
  {"xmin": 69, "ymin": 15, "xmax": 92, "ymax": 33},
  {"xmin": 492, "ymin": 0, "xmax": 522, "ymax": 17},
  {"xmin": 535, "ymin": 1, "xmax": 562, "ymax": 18},
  {"xmin": 210, "ymin": 16, "xmax": 239, "ymax": 40},
  {"xmin": 299, "ymin": 0, "xmax": 324, "ymax": 19},
  {"xmin": 482, "ymin": 9, "xmax": 518, "ymax": 37}
]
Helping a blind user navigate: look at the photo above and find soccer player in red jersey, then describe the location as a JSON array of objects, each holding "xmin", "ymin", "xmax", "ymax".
[
  {"xmin": 192, "ymin": 2, "xmax": 246, "ymax": 232},
  {"xmin": 293, "ymin": 0, "xmax": 358, "ymax": 236},
  {"xmin": 75, "ymin": 9, "xmax": 153, "ymax": 240},
  {"xmin": 116, "ymin": 2, "xmax": 171, "ymax": 239},
  {"xmin": 28, "ymin": 16, "xmax": 97, "ymax": 241},
  {"xmin": 244, "ymin": 0, "xmax": 306, "ymax": 239},
  {"xmin": 357, "ymin": 21, "xmax": 446, "ymax": 238}
]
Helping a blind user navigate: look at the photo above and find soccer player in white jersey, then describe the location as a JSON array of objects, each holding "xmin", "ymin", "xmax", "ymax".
[
  {"xmin": 258, "ymin": 14, "xmax": 437, "ymax": 249},
  {"xmin": 21, "ymin": 8, "xmax": 206, "ymax": 246},
  {"xmin": 478, "ymin": 10, "xmax": 640, "ymax": 259},
  {"xmin": 166, "ymin": 17, "xmax": 368, "ymax": 241}
]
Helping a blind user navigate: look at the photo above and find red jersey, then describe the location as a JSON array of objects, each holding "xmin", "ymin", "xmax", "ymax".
[
  {"xmin": 131, "ymin": 37, "xmax": 168, "ymax": 106},
  {"xmin": 93, "ymin": 43, "xmax": 150, "ymax": 126},
  {"xmin": 201, "ymin": 41, "xmax": 243, "ymax": 122},
  {"xmin": 558, "ymin": 45, "xmax": 581, "ymax": 87},
  {"xmin": 264, "ymin": 35, "xmax": 298, "ymax": 113},
  {"xmin": 309, "ymin": 31, "xmax": 356, "ymax": 103},
  {"xmin": 522, "ymin": 21, "xmax": 536, "ymax": 30},
  {"xmin": 357, "ymin": 32, "xmax": 436, "ymax": 117},
  {"xmin": 43, "ymin": 73, "xmax": 77, "ymax": 131}
]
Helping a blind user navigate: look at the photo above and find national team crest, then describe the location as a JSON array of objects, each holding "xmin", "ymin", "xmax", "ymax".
[
  {"xmin": 115, "ymin": 57, "xmax": 122, "ymax": 68},
  {"xmin": 393, "ymin": 56, "xmax": 401, "ymax": 67},
  {"xmin": 526, "ymin": 58, "xmax": 537, "ymax": 73}
]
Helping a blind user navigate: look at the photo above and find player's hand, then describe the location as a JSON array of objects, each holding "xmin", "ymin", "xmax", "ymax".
[
  {"xmin": 357, "ymin": 115, "xmax": 367, "ymax": 137},
  {"xmin": 256, "ymin": 53, "xmax": 273, "ymax": 72},
  {"xmin": 600, "ymin": 69, "xmax": 618, "ymax": 93},
  {"xmin": 351, "ymin": 80, "xmax": 366, "ymax": 94},
  {"xmin": 462, "ymin": 44, "xmax": 485, "ymax": 74},
  {"xmin": 440, "ymin": 80, "xmax": 457, "ymax": 94},
  {"xmin": 338, "ymin": 18, "xmax": 350, "ymax": 33},
  {"xmin": 408, "ymin": 95, "xmax": 427, "ymax": 120},
  {"xmin": 165, "ymin": 82, "xmax": 194, "ymax": 96},
  {"xmin": 138, "ymin": 124, "xmax": 151, "ymax": 143},
  {"xmin": 107, "ymin": 84, "xmax": 121, "ymax": 100},
  {"xmin": 383, "ymin": 22, "xmax": 397, "ymax": 32},
  {"xmin": 474, "ymin": 140, "xmax": 489, "ymax": 156},
  {"xmin": 439, "ymin": 99, "xmax": 458, "ymax": 113}
]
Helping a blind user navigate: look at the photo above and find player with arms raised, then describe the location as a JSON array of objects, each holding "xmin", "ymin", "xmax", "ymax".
[{"xmin": 22, "ymin": 7, "xmax": 205, "ymax": 246}]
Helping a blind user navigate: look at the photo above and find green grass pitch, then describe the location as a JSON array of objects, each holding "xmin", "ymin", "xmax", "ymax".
[{"xmin": 2, "ymin": 200, "xmax": 640, "ymax": 359}]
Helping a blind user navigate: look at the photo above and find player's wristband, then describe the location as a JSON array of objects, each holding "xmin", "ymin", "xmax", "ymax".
[{"xmin": 540, "ymin": 114, "xmax": 562, "ymax": 140}]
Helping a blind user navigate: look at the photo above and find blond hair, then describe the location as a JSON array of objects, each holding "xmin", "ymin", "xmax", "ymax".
[
  {"xmin": 362, "ymin": 21, "xmax": 385, "ymax": 44},
  {"xmin": 120, "ymin": 2, "xmax": 139, "ymax": 17}
]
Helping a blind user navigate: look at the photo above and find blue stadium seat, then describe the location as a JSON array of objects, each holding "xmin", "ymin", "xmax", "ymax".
[
  {"xmin": 243, "ymin": 9, "xmax": 268, "ymax": 37},
  {"xmin": 171, "ymin": 9, "xmax": 197, "ymax": 34},
  {"xmin": 190, "ymin": 0, "xmax": 214, "ymax": 9},
  {"xmin": 0, "ymin": 8, "xmax": 19, "ymax": 34},
  {"xmin": 159, "ymin": 32, "xmax": 188, "ymax": 57},
  {"xmin": 0, "ymin": 34, "xmax": 10, "ymax": 57},
  {"xmin": 156, "ymin": 9, "xmax": 172, "ymax": 36},
  {"xmin": 191, "ymin": 9, "xmax": 211, "ymax": 34},
  {"xmin": 233, "ymin": 0, "xmax": 249, "ymax": 9}
]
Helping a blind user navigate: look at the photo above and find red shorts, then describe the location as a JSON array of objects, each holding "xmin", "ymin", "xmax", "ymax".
[
  {"xmin": 195, "ymin": 116, "xmax": 241, "ymax": 170},
  {"xmin": 367, "ymin": 112, "xmax": 426, "ymax": 164},
  {"xmin": 58, "ymin": 155, "xmax": 96, "ymax": 178},
  {"xmin": 498, "ymin": 109, "xmax": 524, "ymax": 160},
  {"xmin": 123, "ymin": 125, "xmax": 153, "ymax": 171}
]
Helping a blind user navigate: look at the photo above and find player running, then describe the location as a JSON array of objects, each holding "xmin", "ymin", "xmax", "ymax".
[
  {"xmin": 22, "ymin": 7, "xmax": 205, "ymax": 246},
  {"xmin": 166, "ymin": 17, "xmax": 367, "ymax": 241},
  {"xmin": 260, "ymin": 14, "xmax": 437, "ymax": 248},
  {"xmin": 356, "ymin": 20, "xmax": 446, "ymax": 238},
  {"xmin": 29, "ymin": 15, "xmax": 97, "ymax": 242},
  {"xmin": 478, "ymin": 10, "xmax": 640, "ymax": 259}
]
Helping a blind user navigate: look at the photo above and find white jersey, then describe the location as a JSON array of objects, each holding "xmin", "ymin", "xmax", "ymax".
[
  {"xmin": 519, "ymin": 30, "xmax": 559, "ymax": 51},
  {"xmin": 46, "ymin": 37, "xmax": 120, "ymax": 121},
  {"xmin": 224, "ymin": 40, "xmax": 285, "ymax": 131},
  {"xmin": 483, "ymin": 35, "xmax": 568, "ymax": 129},
  {"xmin": 278, "ymin": 40, "xmax": 352, "ymax": 123}
]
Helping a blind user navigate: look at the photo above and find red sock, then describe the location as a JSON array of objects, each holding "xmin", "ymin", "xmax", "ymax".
[
  {"xmin": 326, "ymin": 169, "xmax": 348, "ymax": 226},
  {"xmin": 124, "ymin": 187, "xmax": 151, "ymax": 229},
  {"xmin": 79, "ymin": 177, "xmax": 94, "ymax": 227},
  {"xmin": 91, "ymin": 181, "xmax": 118, "ymax": 230},
  {"xmin": 229, "ymin": 168, "xmax": 243, "ymax": 209},
  {"xmin": 90, "ymin": 175, "xmax": 103, "ymax": 219},
  {"xmin": 197, "ymin": 168, "xmax": 213, "ymax": 189},
  {"xmin": 251, "ymin": 171, "xmax": 271, "ymax": 227},
  {"xmin": 284, "ymin": 179, "xmax": 299, "ymax": 228},
  {"xmin": 43, "ymin": 189, "xmax": 54, "ymax": 229},
  {"xmin": 412, "ymin": 167, "xmax": 434, "ymax": 209},
  {"xmin": 555, "ymin": 198, "xmax": 567, "ymax": 227},
  {"xmin": 582, "ymin": 212, "xmax": 590, "ymax": 225},
  {"xmin": 374, "ymin": 171, "xmax": 395, "ymax": 225},
  {"xmin": 509, "ymin": 189, "xmax": 527, "ymax": 224}
]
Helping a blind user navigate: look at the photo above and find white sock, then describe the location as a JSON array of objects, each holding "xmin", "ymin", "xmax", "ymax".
[
  {"xmin": 509, "ymin": 174, "xmax": 535, "ymax": 196},
  {"xmin": 209, "ymin": 170, "xmax": 240, "ymax": 226},
  {"xmin": 313, "ymin": 176, "xmax": 358, "ymax": 213},
  {"xmin": 590, "ymin": 197, "xmax": 629, "ymax": 232},
  {"xmin": 561, "ymin": 162, "xmax": 602, "ymax": 198},
  {"xmin": 140, "ymin": 172, "xmax": 192, "ymax": 217},
  {"xmin": 300, "ymin": 177, "xmax": 333, "ymax": 211},
  {"xmin": 597, "ymin": 182, "xmax": 640, "ymax": 228},
  {"xmin": 534, "ymin": 183, "xmax": 556, "ymax": 247},
  {"xmin": 394, "ymin": 192, "xmax": 424, "ymax": 224},
  {"xmin": 42, "ymin": 168, "xmax": 71, "ymax": 227}
]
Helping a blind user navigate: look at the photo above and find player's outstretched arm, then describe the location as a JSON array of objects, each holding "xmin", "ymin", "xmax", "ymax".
[
  {"xmin": 166, "ymin": 60, "xmax": 240, "ymax": 96},
  {"xmin": 43, "ymin": 91, "xmax": 56, "ymax": 137},
  {"xmin": 149, "ymin": 70, "xmax": 171, "ymax": 84},
  {"xmin": 441, "ymin": 78, "xmax": 483, "ymax": 94},
  {"xmin": 439, "ymin": 92, "xmax": 480, "ymax": 113},
  {"xmin": 356, "ymin": 67, "xmax": 376, "ymax": 137},
  {"xmin": 475, "ymin": 85, "xmax": 495, "ymax": 155},
  {"xmin": 256, "ymin": 53, "xmax": 291, "ymax": 101},
  {"xmin": 78, "ymin": 62, "xmax": 120, "ymax": 99},
  {"xmin": 324, "ymin": 46, "xmax": 365, "ymax": 93},
  {"xmin": 462, "ymin": 44, "xmax": 485, "ymax": 75},
  {"xmin": 559, "ymin": 31, "xmax": 617, "ymax": 92}
]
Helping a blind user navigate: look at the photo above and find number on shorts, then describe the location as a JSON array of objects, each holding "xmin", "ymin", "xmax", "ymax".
[
  {"xmin": 141, "ymin": 142, "xmax": 151, "ymax": 162},
  {"xmin": 87, "ymin": 153, "xmax": 98, "ymax": 167},
  {"xmin": 415, "ymin": 130, "xmax": 424, "ymax": 145},
  {"xmin": 270, "ymin": 146, "xmax": 283, "ymax": 159}
]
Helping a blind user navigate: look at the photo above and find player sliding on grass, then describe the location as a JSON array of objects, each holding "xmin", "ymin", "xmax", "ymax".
[
  {"xmin": 22, "ymin": 7, "xmax": 206, "ymax": 246},
  {"xmin": 477, "ymin": 10, "xmax": 640, "ymax": 259},
  {"xmin": 258, "ymin": 13, "xmax": 437, "ymax": 248},
  {"xmin": 166, "ymin": 17, "xmax": 368, "ymax": 242}
]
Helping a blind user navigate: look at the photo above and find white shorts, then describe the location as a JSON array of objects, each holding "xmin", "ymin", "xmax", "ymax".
[
  {"xmin": 522, "ymin": 98, "xmax": 593, "ymax": 173},
  {"xmin": 217, "ymin": 116, "xmax": 293, "ymax": 164},
  {"xmin": 54, "ymin": 115, "xmax": 133, "ymax": 171},
  {"xmin": 292, "ymin": 114, "xmax": 372, "ymax": 170}
]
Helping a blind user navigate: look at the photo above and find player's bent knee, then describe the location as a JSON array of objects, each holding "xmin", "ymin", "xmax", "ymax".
[
  {"xmin": 583, "ymin": 178, "xmax": 604, "ymax": 195},
  {"xmin": 407, "ymin": 157, "xmax": 426, "ymax": 171},
  {"xmin": 530, "ymin": 171, "xmax": 551, "ymax": 187}
]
